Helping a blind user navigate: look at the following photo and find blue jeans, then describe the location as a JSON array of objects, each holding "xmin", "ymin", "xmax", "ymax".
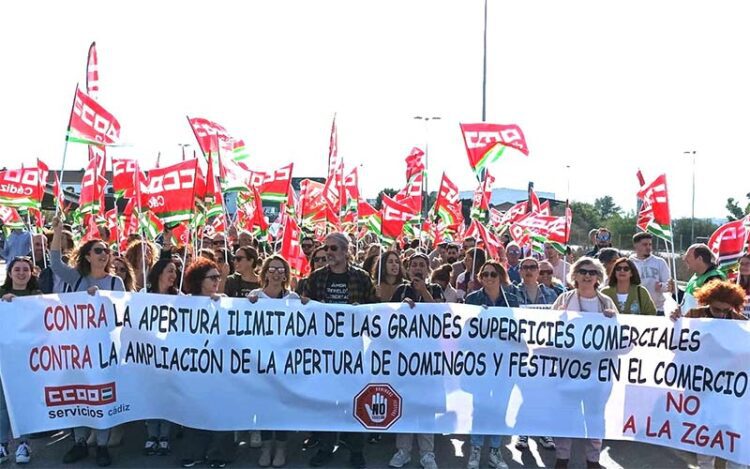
[{"xmin": 470, "ymin": 434, "xmax": 501, "ymax": 448}]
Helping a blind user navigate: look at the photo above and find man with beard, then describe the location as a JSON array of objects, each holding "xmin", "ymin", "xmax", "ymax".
[{"xmin": 302, "ymin": 232, "xmax": 375, "ymax": 469}]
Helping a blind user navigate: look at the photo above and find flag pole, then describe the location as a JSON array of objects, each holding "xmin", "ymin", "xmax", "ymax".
[
  {"xmin": 25, "ymin": 210, "xmax": 37, "ymax": 267},
  {"xmin": 134, "ymin": 161, "xmax": 149, "ymax": 292},
  {"xmin": 179, "ymin": 156, "xmax": 202, "ymax": 294},
  {"xmin": 57, "ymin": 84, "xmax": 80, "ymax": 217}
]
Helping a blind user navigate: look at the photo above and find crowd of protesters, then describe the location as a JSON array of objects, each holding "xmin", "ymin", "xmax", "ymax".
[{"xmin": 1, "ymin": 219, "xmax": 749, "ymax": 469}]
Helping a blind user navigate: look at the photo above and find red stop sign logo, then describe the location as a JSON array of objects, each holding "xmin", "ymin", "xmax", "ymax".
[{"xmin": 353, "ymin": 383, "xmax": 402, "ymax": 430}]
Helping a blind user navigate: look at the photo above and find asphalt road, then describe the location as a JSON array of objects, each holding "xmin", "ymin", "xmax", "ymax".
[{"xmin": 2, "ymin": 424, "xmax": 700, "ymax": 468}]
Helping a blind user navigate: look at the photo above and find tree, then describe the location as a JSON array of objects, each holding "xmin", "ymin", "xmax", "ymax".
[
  {"xmin": 569, "ymin": 201, "xmax": 602, "ymax": 246},
  {"xmin": 594, "ymin": 196, "xmax": 621, "ymax": 220},
  {"xmin": 374, "ymin": 188, "xmax": 398, "ymax": 210},
  {"xmin": 726, "ymin": 194, "xmax": 750, "ymax": 221}
]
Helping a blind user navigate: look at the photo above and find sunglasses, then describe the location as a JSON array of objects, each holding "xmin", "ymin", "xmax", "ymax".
[
  {"xmin": 322, "ymin": 245, "xmax": 339, "ymax": 252},
  {"xmin": 92, "ymin": 247, "xmax": 110, "ymax": 255},
  {"xmin": 480, "ymin": 271, "xmax": 499, "ymax": 278},
  {"xmin": 539, "ymin": 270, "xmax": 553, "ymax": 275},
  {"xmin": 521, "ymin": 264, "xmax": 538, "ymax": 270},
  {"xmin": 507, "ymin": 250, "xmax": 521, "ymax": 256},
  {"xmin": 710, "ymin": 304, "xmax": 735, "ymax": 316},
  {"xmin": 576, "ymin": 268, "xmax": 599, "ymax": 277},
  {"xmin": 204, "ymin": 274, "xmax": 222, "ymax": 281},
  {"xmin": 313, "ymin": 256, "xmax": 327, "ymax": 263},
  {"xmin": 267, "ymin": 266, "xmax": 287, "ymax": 274},
  {"xmin": 614, "ymin": 266, "xmax": 631, "ymax": 272}
]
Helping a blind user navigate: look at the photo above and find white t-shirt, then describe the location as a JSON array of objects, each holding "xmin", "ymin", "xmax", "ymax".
[{"xmin": 629, "ymin": 254, "xmax": 671, "ymax": 310}]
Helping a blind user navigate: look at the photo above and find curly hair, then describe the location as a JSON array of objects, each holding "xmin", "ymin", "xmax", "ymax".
[
  {"xmin": 183, "ymin": 257, "xmax": 219, "ymax": 296},
  {"xmin": 607, "ymin": 258, "xmax": 642, "ymax": 288},
  {"xmin": 568, "ymin": 256, "xmax": 606, "ymax": 288},
  {"xmin": 694, "ymin": 280, "xmax": 747, "ymax": 310}
]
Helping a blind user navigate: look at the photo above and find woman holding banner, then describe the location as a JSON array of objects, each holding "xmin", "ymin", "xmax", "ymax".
[
  {"xmin": 600, "ymin": 258, "xmax": 657, "ymax": 316},
  {"xmin": 0, "ymin": 256, "xmax": 41, "ymax": 465},
  {"xmin": 670, "ymin": 280, "xmax": 748, "ymax": 469},
  {"xmin": 551, "ymin": 257, "xmax": 616, "ymax": 469},
  {"xmin": 142, "ymin": 259, "xmax": 180, "ymax": 456},
  {"xmin": 247, "ymin": 255, "xmax": 301, "ymax": 467},
  {"xmin": 50, "ymin": 215, "xmax": 125, "ymax": 467},
  {"xmin": 464, "ymin": 260, "xmax": 515, "ymax": 469},
  {"xmin": 179, "ymin": 258, "xmax": 234, "ymax": 469},
  {"xmin": 373, "ymin": 251, "xmax": 405, "ymax": 302}
]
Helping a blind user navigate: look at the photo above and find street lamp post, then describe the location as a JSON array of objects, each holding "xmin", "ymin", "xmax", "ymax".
[
  {"xmin": 482, "ymin": 0, "xmax": 488, "ymax": 121},
  {"xmin": 178, "ymin": 143, "xmax": 191, "ymax": 161},
  {"xmin": 684, "ymin": 150, "xmax": 696, "ymax": 243},
  {"xmin": 413, "ymin": 116, "xmax": 441, "ymax": 247}
]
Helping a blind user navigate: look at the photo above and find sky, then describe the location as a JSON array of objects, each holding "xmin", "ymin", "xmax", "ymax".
[{"xmin": 1, "ymin": 0, "xmax": 748, "ymax": 219}]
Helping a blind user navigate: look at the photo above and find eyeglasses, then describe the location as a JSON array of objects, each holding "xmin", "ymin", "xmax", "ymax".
[
  {"xmin": 614, "ymin": 266, "xmax": 631, "ymax": 272},
  {"xmin": 92, "ymin": 247, "xmax": 110, "ymax": 255},
  {"xmin": 322, "ymin": 245, "xmax": 339, "ymax": 252},
  {"xmin": 709, "ymin": 305, "xmax": 735, "ymax": 316},
  {"xmin": 521, "ymin": 264, "xmax": 538, "ymax": 271},
  {"xmin": 539, "ymin": 270, "xmax": 553, "ymax": 275},
  {"xmin": 480, "ymin": 271, "xmax": 499, "ymax": 278},
  {"xmin": 13, "ymin": 256, "xmax": 32, "ymax": 262},
  {"xmin": 576, "ymin": 268, "xmax": 599, "ymax": 277},
  {"xmin": 313, "ymin": 256, "xmax": 327, "ymax": 263},
  {"xmin": 508, "ymin": 250, "xmax": 521, "ymax": 256},
  {"xmin": 204, "ymin": 274, "xmax": 222, "ymax": 281}
]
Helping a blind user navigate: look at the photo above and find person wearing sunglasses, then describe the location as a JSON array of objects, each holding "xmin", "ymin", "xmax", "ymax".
[
  {"xmin": 551, "ymin": 257, "xmax": 616, "ymax": 469},
  {"xmin": 585, "ymin": 228, "xmax": 613, "ymax": 258},
  {"xmin": 179, "ymin": 258, "xmax": 232, "ymax": 468},
  {"xmin": 303, "ymin": 233, "xmax": 374, "ymax": 469},
  {"xmin": 516, "ymin": 258, "xmax": 558, "ymax": 307},
  {"xmin": 0, "ymin": 256, "xmax": 41, "ymax": 465},
  {"xmin": 223, "ymin": 247, "xmax": 261, "ymax": 298},
  {"xmin": 245, "ymin": 255, "xmax": 301, "ymax": 467},
  {"xmin": 50, "ymin": 215, "xmax": 124, "ymax": 467},
  {"xmin": 464, "ymin": 260, "xmax": 515, "ymax": 469},
  {"xmin": 505, "ymin": 242, "xmax": 523, "ymax": 284},
  {"xmin": 601, "ymin": 258, "xmax": 656, "ymax": 315},
  {"xmin": 669, "ymin": 280, "xmax": 747, "ymax": 469},
  {"xmin": 537, "ymin": 260, "xmax": 565, "ymax": 298},
  {"xmin": 295, "ymin": 246, "xmax": 328, "ymax": 297},
  {"xmin": 112, "ymin": 256, "xmax": 137, "ymax": 293}
]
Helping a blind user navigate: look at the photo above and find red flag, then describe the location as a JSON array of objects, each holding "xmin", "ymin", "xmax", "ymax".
[
  {"xmin": 405, "ymin": 147, "xmax": 425, "ymax": 181},
  {"xmin": 299, "ymin": 179, "xmax": 327, "ymax": 220},
  {"xmin": 708, "ymin": 218, "xmax": 749, "ymax": 272},
  {"xmin": 67, "ymin": 86, "xmax": 121, "ymax": 146},
  {"xmin": 281, "ymin": 215, "xmax": 310, "ymax": 278},
  {"xmin": 144, "ymin": 159, "xmax": 205, "ymax": 224},
  {"xmin": 381, "ymin": 194, "xmax": 417, "ymax": 240},
  {"xmin": 528, "ymin": 186, "xmax": 541, "ymax": 213},
  {"xmin": 501, "ymin": 201, "xmax": 529, "ymax": 225},
  {"xmin": 465, "ymin": 219, "xmax": 503, "ymax": 259},
  {"xmin": 514, "ymin": 212, "xmax": 570, "ymax": 244},
  {"xmin": 459, "ymin": 122, "xmax": 529, "ymax": 175},
  {"xmin": 0, "ymin": 206, "xmax": 23, "ymax": 228},
  {"xmin": 78, "ymin": 155, "xmax": 106, "ymax": 215},
  {"xmin": 394, "ymin": 172, "xmax": 423, "ymax": 213},
  {"xmin": 259, "ymin": 163, "xmax": 294, "ymax": 203},
  {"xmin": 637, "ymin": 174, "xmax": 673, "ymax": 242},
  {"xmin": 434, "ymin": 173, "xmax": 462, "ymax": 227},
  {"xmin": 86, "ymin": 42, "xmax": 100, "ymax": 98},
  {"xmin": 323, "ymin": 114, "xmax": 344, "ymax": 214},
  {"xmin": 187, "ymin": 116, "xmax": 245, "ymax": 157},
  {"xmin": 111, "ymin": 157, "xmax": 141, "ymax": 199},
  {"xmin": 0, "ymin": 167, "xmax": 46, "ymax": 208}
]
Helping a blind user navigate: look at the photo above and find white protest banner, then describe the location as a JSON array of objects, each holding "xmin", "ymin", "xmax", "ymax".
[{"xmin": 1, "ymin": 291, "xmax": 749, "ymax": 464}]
